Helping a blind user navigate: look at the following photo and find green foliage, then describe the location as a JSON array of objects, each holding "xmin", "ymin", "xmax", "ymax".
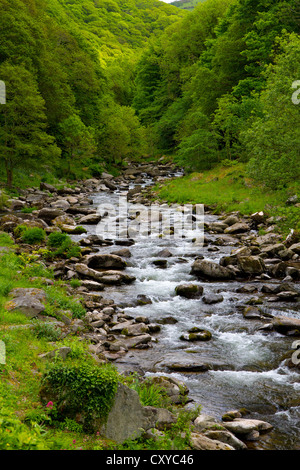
[
  {"xmin": 243, "ymin": 33, "xmax": 300, "ymax": 189},
  {"xmin": 21, "ymin": 206, "xmax": 38, "ymax": 214},
  {"xmin": 0, "ymin": 231, "xmax": 14, "ymax": 247},
  {"xmin": 44, "ymin": 284, "xmax": 86, "ymax": 319},
  {"xmin": 41, "ymin": 363, "xmax": 119, "ymax": 429},
  {"xmin": 0, "ymin": 190, "xmax": 9, "ymax": 210},
  {"xmin": 47, "ymin": 232, "xmax": 69, "ymax": 248},
  {"xmin": 46, "ymin": 232, "xmax": 81, "ymax": 259},
  {"xmin": 0, "ymin": 408, "xmax": 49, "ymax": 450},
  {"xmin": 21, "ymin": 228, "xmax": 46, "ymax": 245},
  {"xmin": 0, "ymin": 62, "xmax": 60, "ymax": 186},
  {"xmin": 126, "ymin": 374, "xmax": 170, "ymax": 408},
  {"xmin": 31, "ymin": 321, "xmax": 62, "ymax": 342}
]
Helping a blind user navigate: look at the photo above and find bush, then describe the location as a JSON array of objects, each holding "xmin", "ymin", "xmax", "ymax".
[
  {"xmin": 40, "ymin": 363, "xmax": 119, "ymax": 431},
  {"xmin": 47, "ymin": 232, "xmax": 69, "ymax": 248},
  {"xmin": 46, "ymin": 232, "xmax": 81, "ymax": 259},
  {"xmin": 18, "ymin": 226, "xmax": 46, "ymax": 245}
]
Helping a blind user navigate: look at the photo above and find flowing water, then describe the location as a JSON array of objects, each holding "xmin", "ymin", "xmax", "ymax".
[{"xmin": 76, "ymin": 174, "xmax": 300, "ymax": 450}]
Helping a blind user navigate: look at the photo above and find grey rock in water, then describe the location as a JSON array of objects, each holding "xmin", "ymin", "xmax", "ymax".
[{"xmin": 191, "ymin": 259, "xmax": 234, "ymax": 280}]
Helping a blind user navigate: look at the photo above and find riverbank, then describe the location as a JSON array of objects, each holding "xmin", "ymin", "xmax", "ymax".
[
  {"xmin": 0, "ymin": 161, "xmax": 299, "ymax": 450},
  {"xmin": 153, "ymin": 162, "xmax": 300, "ymax": 236}
]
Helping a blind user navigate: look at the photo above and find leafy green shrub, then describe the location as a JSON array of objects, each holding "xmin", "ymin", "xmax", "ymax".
[
  {"xmin": 46, "ymin": 233, "xmax": 81, "ymax": 259},
  {"xmin": 15, "ymin": 226, "xmax": 46, "ymax": 245},
  {"xmin": 40, "ymin": 363, "xmax": 119, "ymax": 431},
  {"xmin": 47, "ymin": 232, "xmax": 69, "ymax": 248}
]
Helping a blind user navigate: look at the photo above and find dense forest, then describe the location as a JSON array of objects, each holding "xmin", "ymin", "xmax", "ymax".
[{"xmin": 0, "ymin": 0, "xmax": 299, "ymax": 192}]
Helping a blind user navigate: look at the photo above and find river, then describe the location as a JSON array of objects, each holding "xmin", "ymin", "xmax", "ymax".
[{"xmin": 74, "ymin": 171, "xmax": 300, "ymax": 450}]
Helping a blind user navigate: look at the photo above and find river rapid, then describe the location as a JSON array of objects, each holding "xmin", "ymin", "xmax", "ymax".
[{"xmin": 74, "ymin": 171, "xmax": 300, "ymax": 451}]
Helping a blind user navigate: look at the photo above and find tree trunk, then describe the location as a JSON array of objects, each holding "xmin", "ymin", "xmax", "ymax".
[{"xmin": 6, "ymin": 167, "xmax": 13, "ymax": 187}]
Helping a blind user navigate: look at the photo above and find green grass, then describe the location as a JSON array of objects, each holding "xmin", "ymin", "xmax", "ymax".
[
  {"xmin": 0, "ymin": 215, "xmax": 199, "ymax": 451},
  {"xmin": 154, "ymin": 163, "xmax": 300, "ymax": 234}
]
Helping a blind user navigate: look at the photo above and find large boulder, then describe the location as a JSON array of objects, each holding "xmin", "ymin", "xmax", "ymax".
[
  {"xmin": 5, "ymin": 288, "xmax": 46, "ymax": 318},
  {"xmin": 175, "ymin": 283, "xmax": 203, "ymax": 299},
  {"xmin": 85, "ymin": 254, "xmax": 127, "ymax": 270},
  {"xmin": 223, "ymin": 418, "xmax": 273, "ymax": 437},
  {"xmin": 75, "ymin": 263, "xmax": 135, "ymax": 284},
  {"xmin": 224, "ymin": 222, "xmax": 250, "ymax": 234},
  {"xmin": 190, "ymin": 433, "xmax": 235, "ymax": 450},
  {"xmin": 78, "ymin": 214, "xmax": 102, "ymax": 225},
  {"xmin": 271, "ymin": 316, "xmax": 300, "ymax": 336},
  {"xmin": 100, "ymin": 383, "xmax": 176, "ymax": 443},
  {"xmin": 191, "ymin": 259, "xmax": 234, "ymax": 280},
  {"xmin": 52, "ymin": 214, "xmax": 76, "ymax": 227},
  {"xmin": 37, "ymin": 208, "xmax": 64, "ymax": 223},
  {"xmin": 237, "ymin": 256, "xmax": 266, "ymax": 275}
]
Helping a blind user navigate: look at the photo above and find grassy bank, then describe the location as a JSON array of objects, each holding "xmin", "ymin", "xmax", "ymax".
[
  {"xmin": 154, "ymin": 162, "xmax": 300, "ymax": 235},
  {"xmin": 0, "ymin": 233, "xmax": 194, "ymax": 451}
]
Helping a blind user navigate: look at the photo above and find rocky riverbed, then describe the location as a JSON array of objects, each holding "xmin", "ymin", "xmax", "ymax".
[{"xmin": 1, "ymin": 160, "xmax": 299, "ymax": 450}]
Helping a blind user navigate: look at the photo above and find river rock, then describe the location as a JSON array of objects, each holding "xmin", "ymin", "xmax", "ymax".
[
  {"xmin": 290, "ymin": 242, "xmax": 300, "ymax": 255},
  {"xmin": 190, "ymin": 433, "xmax": 235, "ymax": 450},
  {"xmin": 250, "ymin": 211, "xmax": 267, "ymax": 225},
  {"xmin": 78, "ymin": 214, "xmax": 102, "ymax": 224},
  {"xmin": 202, "ymin": 293, "xmax": 224, "ymax": 304},
  {"xmin": 157, "ymin": 248, "xmax": 173, "ymax": 257},
  {"xmin": 110, "ymin": 248, "xmax": 132, "ymax": 258},
  {"xmin": 37, "ymin": 208, "xmax": 65, "ymax": 223},
  {"xmin": 50, "ymin": 199, "xmax": 70, "ymax": 211},
  {"xmin": 224, "ymin": 222, "xmax": 249, "ymax": 234},
  {"xmin": 261, "ymin": 243, "xmax": 285, "ymax": 257},
  {"xmin": 180, "ymin": 328, "xmax": 212, "ymax": 342},
  {"xmin": 175, "ymin": 283, "xmax": 203, "ymax": 299},
  {"xmin": 40, "ymin": 182, "xmax": 57, "ymax": 193},
  {"xmin": 191, "ymin": 259, "xmax": 234, "ymax": 280},
  {"xmin": 79, "ymin": 280, "xmax": 105, "ymax": 291},
  {"xmin": 85, "ymin": 254, "xmax": 127, "ymax": 270},
  {"xmin": 223, "ymin": 215, "xmax": 240, "ymax": 226},
  {"xmin": 75, "ymin": 263, "xmax": 135, "ymax": 284},
  {"xmin": 52, "ymin": 214, "xmax": 76, "ymax": 227},
  {"xmin": 204, "ymin": 430, "xmax": 247, "ymax": 450},
  {"xmin": 222, "ymin": 418, "xmax": 273, "ymax": 436},
  {"xmin": 100, "ymin": 383, "xmax": 176, "ymax": 443},
  {"xmin": 5, "ymin": 287, "xmax": 46, "ymax": 318},
  {"xmin": 271, "ymin": 316, "xmax": 300, "ymax": 336},
  {"xmin": 121, "ymin": 323, "xmax": 149, "ymax": 336},
  {"xmin": 136, "ymin": 294, "xmax": 152, "ymax": 305},
  {"xmin": 237, "ymin": 256, "xmax": 266, "ymax": 275},
  {"xmin": 243, "ymin": 306, "xmax": 263, "ymax": 319},
  {"xmin": 193, "ymin": 414, "xmax": 219, "ymax": 432}
]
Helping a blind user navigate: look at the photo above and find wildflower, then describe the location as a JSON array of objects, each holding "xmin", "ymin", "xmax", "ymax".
[{"xmin": 46, "ymin": 401, "xmax": 53, "ymax": 408}]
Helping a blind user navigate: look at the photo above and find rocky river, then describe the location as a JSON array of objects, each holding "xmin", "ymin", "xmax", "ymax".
[{"xmin": 2, "ymin": 161, "xmax": 300, "ymax": 450}]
